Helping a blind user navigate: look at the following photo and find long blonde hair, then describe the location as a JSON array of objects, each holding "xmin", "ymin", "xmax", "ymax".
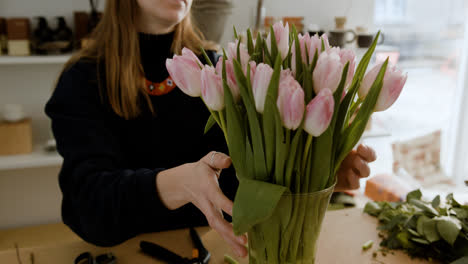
[{"xmin": 65, "ymin": 0, "xmax": 213, "ymax": 119}]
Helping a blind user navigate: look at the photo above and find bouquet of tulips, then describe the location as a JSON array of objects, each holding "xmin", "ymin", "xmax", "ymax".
[{"xmin": 167, "ymin": 22, "xmax": 406, "ymax": 263}]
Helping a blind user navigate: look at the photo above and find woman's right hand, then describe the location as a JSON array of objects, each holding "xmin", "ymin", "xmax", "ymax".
[{"xmin": 156, "ymin": 151, "xmax": 248, "ymax": 257}]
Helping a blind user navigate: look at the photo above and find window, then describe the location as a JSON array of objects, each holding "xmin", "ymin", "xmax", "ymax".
[{"xmin": 365, "ymin": 0, "xmax": 468, "ymax": 186}]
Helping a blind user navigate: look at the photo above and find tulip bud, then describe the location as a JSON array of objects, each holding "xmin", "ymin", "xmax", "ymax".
[
  {"xmin": 227, "ymin": 40, "xmax": 250, "ymax": 72},
  {"xmin": 338, "ymin": 49, "xmax": 356, "ymax": 86},
  {"xmin": 277, "ymin": 73, "xmax": 305, "ymax": 130},
  {"xmin": 215, "ymin": 57, "xmax": 256, "ymax": 102},
  {"xmin": 166, "ymin": 48, "xmax": 203, "ymax": 97},
  {"xmin": 313, "ymin": 49, "xmax": 344, "ymax": 94},
  {"xmin": 252, "ymin": 63, "xmax": 274, "ymax": 113},
  {"xmin": 266, "ymin": 21, "xmax": 290, "ymax": 60},
  {"xmin": 304, "ymin": 88, "xmax": 335, "ymax": 137},
  {"xmin": 321, "ymin": 34, "xmax": 331, "ymax": 51},
  {"xmin": 215, "ymin": 57, "xmax": 240, "ymax": 101},
  {"xmin": 201, "ymin": 66, "xmax": 224, "ymax": 111},
  {"xmin": 358, "ymin": 63, "xmax": 407, "ymax": 112}
]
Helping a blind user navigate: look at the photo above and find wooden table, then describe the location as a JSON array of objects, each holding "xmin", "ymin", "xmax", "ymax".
[{"xmin": 0, "ymin": 208, "xmax": 436, "ymax": 264}]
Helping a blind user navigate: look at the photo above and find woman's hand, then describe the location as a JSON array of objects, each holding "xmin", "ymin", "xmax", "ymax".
[
  {"xmin": 335, "ymin": 144, "xmax": 377, "ymax": 192},
  {"xmin": 156, "ymin": 151, "xmax": 248, "ymax": 257}
]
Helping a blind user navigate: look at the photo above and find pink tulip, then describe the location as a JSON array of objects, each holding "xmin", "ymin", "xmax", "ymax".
[
  {"xmin": 215, "ymin": 57, "xmax": 256, "ymax": 102},
  {"xmin": 252, "ymin": 63, "xmax": 274, "ymax": 113},
  {"xmin": 313, "ymin": 48, "xmax": 344, "ymax": 94},
  {"xmin": 166, "ymin": 48, "xmax": 203, "ymax": 97},
  {"xmin": 358, "ymin": 63, "xmax": 407, "ymax": 112},
  {"xmin": 292, "ymin": 33, "xmax": 310, "ymax": 74},
  {"xmin": 277, "ymin": 73, "xmax": 305, "ymax": 130},
  {"xmin": 201, "ymin": 66, "xmax": 224, "ymax": 111},
  {"xmin": 338, "ymin": 49, "xmax": 356, "ymax": 86},
  {"xmin": 227, "ymin": 40, "xmax": 250, "ymax": 72},
  {"xmin": 304, "ymin": 88, "xmax": 335, "ymax": 137},
  {"xmin": 215, "ymin": 57, "xmax": 240, "ymax": 101},
  {"xmin": 291, "ymin": 34, "xmax": 329, "ymax": 74},
  {"xmin": 266, "ymin": 21, "xmax": 290, "ymax": 60}
]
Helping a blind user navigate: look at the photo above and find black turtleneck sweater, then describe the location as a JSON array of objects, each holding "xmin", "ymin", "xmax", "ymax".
[{"xmin": 45, "ymin": 32, "xmax": 238, "ymax": 247}]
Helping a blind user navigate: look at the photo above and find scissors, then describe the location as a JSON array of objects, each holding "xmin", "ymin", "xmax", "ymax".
[
  {"xmin": 74, "ymin": 252, "xmax": 117, "ymax": 264},
  {"xmin": 140, "ymin": 227, "xmax": 211, "ymax": 264}
]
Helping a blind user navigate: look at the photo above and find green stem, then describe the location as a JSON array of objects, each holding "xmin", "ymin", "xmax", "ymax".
[
  {"xmin": 218, "ymin": 110, "xmax": 229, "ymax": 145},
  {"xmin": 301, "ymin": 135, "xmax": 313, "ymax": 173}
]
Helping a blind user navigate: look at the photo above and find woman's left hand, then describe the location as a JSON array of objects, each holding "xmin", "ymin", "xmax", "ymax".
[{"xmin": 335, "ymin": 144, "xmax": 377, "ymax": 192}]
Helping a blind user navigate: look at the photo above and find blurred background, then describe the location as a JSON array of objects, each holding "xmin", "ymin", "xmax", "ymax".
[{"xmin": 0, "ymin": 0, "xmax": 467, "ymax": 229}]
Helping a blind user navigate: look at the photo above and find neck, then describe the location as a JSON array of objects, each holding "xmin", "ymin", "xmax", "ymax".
[{"xmin": 137, "ymin": 13, "xmax": 176, "ymax": 35}]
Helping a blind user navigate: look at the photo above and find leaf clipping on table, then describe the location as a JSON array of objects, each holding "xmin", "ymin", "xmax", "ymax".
[{"xmin": 364, "ymin": 189, "xmax": 468, "ymax": 263}]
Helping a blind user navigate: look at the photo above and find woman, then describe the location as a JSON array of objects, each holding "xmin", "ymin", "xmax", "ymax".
[{"xmin": 45, "ymin": 0, "xmax": 376, "ymax": 258}]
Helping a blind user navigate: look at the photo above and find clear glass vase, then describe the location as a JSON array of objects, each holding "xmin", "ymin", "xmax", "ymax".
[{"xmin": 247, "ymin": 184, "xmax": 335, "ymax": 264}]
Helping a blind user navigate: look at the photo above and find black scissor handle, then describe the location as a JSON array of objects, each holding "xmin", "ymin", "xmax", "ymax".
[{"xmin": 74, "ymin": 252, "xmax": 94, "ymax": 264}]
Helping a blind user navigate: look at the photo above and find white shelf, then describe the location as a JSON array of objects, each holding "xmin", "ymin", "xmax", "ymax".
[
  {"xmin": 0, "ymin": 148, "xmax": 62, "ymax": 171},
  {"xmin": 0, "ymin": 54, "xmax": 72, "ymax": 65}
]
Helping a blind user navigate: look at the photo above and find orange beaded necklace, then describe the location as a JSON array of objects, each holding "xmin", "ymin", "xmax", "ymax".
[{"xmin": 145, "ymin": 76, "xmax": 176, "ymax": 96}]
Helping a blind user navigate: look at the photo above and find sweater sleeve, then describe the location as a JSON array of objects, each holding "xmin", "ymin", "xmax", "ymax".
[{"xmin": 45, "ymin": 61, "xmax": 207, "ymax": 247}]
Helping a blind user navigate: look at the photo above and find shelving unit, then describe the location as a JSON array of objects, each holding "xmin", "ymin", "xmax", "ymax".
[
  {"xmin": 0, "ymin": 54, "xmax": 69, "ymax": 171},
  {"xmin": 0, "ymin": 148, "xmax": 62, "ymax": 171},
  {"xmin": 0, "ymin": 54, "xmax": 72, "ymax": 65}
]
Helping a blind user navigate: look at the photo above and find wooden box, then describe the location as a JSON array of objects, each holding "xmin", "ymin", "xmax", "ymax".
[
  {"xmin": 0, "ymin": 119, "xmax": 33, "ymax": 156},
  {"xmin": 6, "ymin": 18, "xmax": 30, "ymax": 40}
]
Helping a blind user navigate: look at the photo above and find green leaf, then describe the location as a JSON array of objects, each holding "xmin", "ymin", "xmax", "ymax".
[
  {"xmin": 435, "ymin": 216, "xmax": 462, "ymax": 246},
  {"xmin": 408, "ymin": 228, "xmax": 422, "ymax": 237},
  {"xmin": 254, "ymin": 32, "xmax": 263, "ymax": 63},
  {"xmin": 396, "ymin": 231, "xmax": 414, "ymax": 249},
  {"xmin": 411, "ymin": 238, "xmax": 430, "ymax": 245},
  {"xmin": 222, "ymin": 57, "xmax": 246, "ymax": 177},
  {"xmin": 407, "ymin": 189, "xmax": 423, "ymax": 202},
  {"xmin": 284, "ymin": 129, "xmax": 303, "ymax": 189},
  {"xmin": 364, "ymin": 201, "xmax": 382, "ymax": 216},
  {"xmin": 269, "ymin": 26, "xmax": 279, "ymax": 62},
  {"xmin": 334, "ymin": 31, "xmax": 382, "ymax": 139},
  {"xmin": 432, "ymin": 195, "xmax": 441, "ymax": 208},
  {"xmin": 417, "ymin": 215, "xmax": 430, "ymax": 235},
  {"xmin": 246, "ymin": 28, "xmax": 254, "ymax": 56},
  {"xmin": 224, "ymin": 255, "xmax": 239, "ymax": 264},
  {"xmin": 310, "ymin": 62, "xmax": 349, "ymax": 191},
  {"xmin": 271, "ymin": 96, "xmax": 287, "ymax": 185},
  {"xmin": 263, "ymin": 56, "xmax": 282, "ymax": 177},
  {"xmin": 453, "ymin": 208, "xmax": 468, "ymax": 219},
  {"xmin": 232, "ymin": 179, "xmax": 289, "ymax": 235},
  {"xmin": 423, "ymin": 219, "xmax": 441, "ymax": 243},
  {"xmin": 204, "ymin": 114, "xmax": 216, "ymax": 134},
  {"xmin": 362, "ymin": 240, "xmax": 374, "ymax": 251},
  {"xmin": 262, "ymin": 40, "xmax": 273, "ymax": 66},
  {"xmin": 410, "ymin": 199, "xmax": 439, "ymax": 216},
  {"xmin": 233, "ymin": 25, "xmax": 239, "ymax": 39},
  {"xmin": 201, "ymin": 47, "xmax": 214, "ymax": 67},
  {"xmin": 335, "ymin": 59, "xmax": 389, "ymax": 174},
  {"xmin": 232, "ymin": 59, "xmax": 268, "ymax": 181},
  {"xmin": 292, "ymin": 25, "xmax": 303, "ymax": 79},
  {"xmin": 447, "ymin": 193, "xmax": 462, "ymax": 207}
]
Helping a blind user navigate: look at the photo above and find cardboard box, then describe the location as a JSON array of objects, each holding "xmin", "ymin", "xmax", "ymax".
[
  {"xmin": 7, "ymin": 40, "xmax": 30, "ymax": 56},
  {"xmin": 364, "ymin": 174, "xmax": 411, "ymax": 202},
  {"xmin": 0, "ymin": 119, "xmax": 33, "ymax": 156},
  {"xmin": 6, "ymin": 18, "xmax": 30, "ymax": 40}
]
